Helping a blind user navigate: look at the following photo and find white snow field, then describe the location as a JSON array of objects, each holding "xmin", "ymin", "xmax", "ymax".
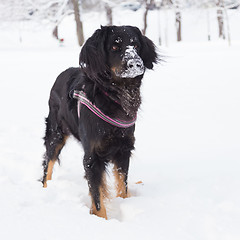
[{"xmin": 0, "ymin": 8, "xmax": 240, "ymax": 240}]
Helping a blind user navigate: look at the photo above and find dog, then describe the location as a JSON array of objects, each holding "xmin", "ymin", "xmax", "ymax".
[{"xmin": 42, "ymin": 25, "xmax": 158, "ymax": 219}]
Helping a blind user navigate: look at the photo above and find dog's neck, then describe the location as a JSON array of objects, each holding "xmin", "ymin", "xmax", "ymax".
[
  {"xmin": 85, "ymin": 74, "xmax": 142, "ymax": 120},
  {"xmin": 110, "ymin": 76, "xmax": 142, "ymax": 119},
  {"xmin": 117, "ymin": 85, "xmax": 141, "ymax": 118}
]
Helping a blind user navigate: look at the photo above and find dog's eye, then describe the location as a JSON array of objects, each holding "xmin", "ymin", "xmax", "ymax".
[{"xmin": 112, "ymin": 45, "xmax": 120, "ymax": 51}]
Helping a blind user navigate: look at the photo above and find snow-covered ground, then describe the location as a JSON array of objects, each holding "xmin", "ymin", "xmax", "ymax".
[{"xmin": 0, "ymin": 8, "xmax": 240, "ymax": 240}]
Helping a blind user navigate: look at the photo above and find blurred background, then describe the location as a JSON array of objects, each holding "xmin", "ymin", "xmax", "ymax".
[{"xmin": 0, "ymin": 0, "xmax": 239, "ymax": 48}]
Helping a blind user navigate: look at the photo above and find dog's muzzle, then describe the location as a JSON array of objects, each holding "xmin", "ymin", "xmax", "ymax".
[{"xmin": 116, "ymin": 46, "xmax": 144, "ymax": 78}]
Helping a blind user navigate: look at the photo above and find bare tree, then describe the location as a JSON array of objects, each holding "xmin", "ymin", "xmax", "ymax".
[
  {"xmin": 174, "ymin": 0, "xmax": 182, "ymax": 41},
  {"xmin": 72, "ymin": 0, "xmax": 84, "ymax": 46},
  {"xmin": 0, "ymin": 0, "xmax": 74, "ymax": 42},
  {"xmin": 161, "ymin": 0, "xmax": 182, "ymax": 42},
  {"xmin": 49, "ymin": 0, "xmax": 72, "ymax": 40},
  {"xmin": 105, "ymin": 3, "xmax": 113, "ymax": 26},
  {"xmin": 143, "ymin": 0, "xmax": 154, "ymax": 35},
  {"xmin": 216, "ymin": 0, "xmax": 226, "ymax": 39},
  {"xmin": 53, "ymin": 25, "xmax": 59, "ymax": 39}
]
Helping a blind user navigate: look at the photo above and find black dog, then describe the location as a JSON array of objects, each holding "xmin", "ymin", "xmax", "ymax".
[{"xmin": 42, "ymin": 25, "xmax": 158, "ymax": 219}]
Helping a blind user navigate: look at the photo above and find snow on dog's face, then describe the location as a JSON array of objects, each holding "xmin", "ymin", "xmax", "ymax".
[
  {"xmin": 117, "ymin": 45, "xmax": 144, "ymax": 78},
  {"xmin": 107, "ymin": 26, "xmax": 145, "ymax": 79}
]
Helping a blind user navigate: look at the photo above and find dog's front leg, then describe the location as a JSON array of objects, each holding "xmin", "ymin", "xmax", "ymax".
[
  {"xmin": 83, "ymin": 154, "xmax": 108, "ymax": 219},
  {"xmin": 113, "ymin": 150, "xmax": 131, "ymax": 199}
]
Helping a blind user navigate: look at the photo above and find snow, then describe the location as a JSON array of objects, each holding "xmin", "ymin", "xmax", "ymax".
[
  {"xmin": 118, "ymin": 45, "xmax": 144, "ymax": 78},
  {"xmin": 1, "ymin": 8, "xmax": 240, "ymax": 240},
  {"xmin": 115, "ymin": 37, "xmax": 122, "ymax": 43}
]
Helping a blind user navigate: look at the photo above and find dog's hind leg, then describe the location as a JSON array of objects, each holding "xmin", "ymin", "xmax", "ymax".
[
  {"xmin": 83, "ymin": 154, "xmax": 108, "ymax": 219},
  {"xmin": 42, "ymin": 114, "xmax": 68, "ymax": 188}
]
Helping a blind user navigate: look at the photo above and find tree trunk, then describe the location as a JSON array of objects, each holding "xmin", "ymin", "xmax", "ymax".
[
  {"xmin": 143, "ymin": 1, "xmax": 148, "ymax": 35},
  {"xmin": 72, "ymin": 0, "xmax": 84, "ymax": 46},
  {"xmin": 217, "ymin": 0, "xmax": 225, "ymax": 39},
  {"xmin": 175, "ymin": 1, "xmax": 182, "ymax": 41},
  {"xmin": 143, "ymin": 0, "xmax": 154, "ymax": 35},
  {"xmin": 53, "ymin": 25, "xmax": 59, "ymax": 40},
  {"xmin": 105, "ymin": 3, "xmax": 113, "ymax": 26}
]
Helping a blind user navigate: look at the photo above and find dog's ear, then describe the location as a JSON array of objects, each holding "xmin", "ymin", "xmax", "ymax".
[
  {"xmin": 79, "ymin": 26, "xmax": 109, "ymax": 80},
  {"xmin": 140, "ymin": 35, "xmax": 158, "ymax": 69}
]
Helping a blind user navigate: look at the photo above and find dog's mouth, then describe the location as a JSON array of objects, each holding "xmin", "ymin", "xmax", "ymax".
[{"xmin": 112, "ymin": 46, "xmax": 145, "ymax": 79}]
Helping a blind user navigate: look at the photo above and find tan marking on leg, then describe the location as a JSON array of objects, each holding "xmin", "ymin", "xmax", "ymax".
[
  {"xmin": 113, "ymin": 166, "xmax": 129, "ymax": 199},
  {"xmin": 90, "ymin": 174, "xmax": 109, "ymax": 219},
  {"xmin": 43, "ymin": 136, "xmax": 68, "ymax": 188},
  {"xmin": 43, "ymin": 181, "xmax": 47, "ymax": 188},
  {"xmin": 46, "ymin": 160, "xmax": 55, "ymax": 181},
  {"xmin": 43, "ymin": 160, "xmax": 56, "ymax": 188},
  {"xmin": 90, "ymin": 187, "xmax": 107, "ymax": 219}
]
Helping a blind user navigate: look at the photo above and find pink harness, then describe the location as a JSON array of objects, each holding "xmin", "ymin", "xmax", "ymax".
[{"xmin": 73, "ymin": 90, "xmax": 137, "ymax": 128}]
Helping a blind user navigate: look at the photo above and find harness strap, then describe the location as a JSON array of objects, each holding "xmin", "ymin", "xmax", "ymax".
[{"xmin": 73, "ymin": 90, "xmax": 136, "ymax": 128}]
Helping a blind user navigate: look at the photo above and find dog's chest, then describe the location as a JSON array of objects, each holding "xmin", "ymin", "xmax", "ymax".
[{"xmin": 93, "ymin": 127, "xmax": 135, "ymax": 158}]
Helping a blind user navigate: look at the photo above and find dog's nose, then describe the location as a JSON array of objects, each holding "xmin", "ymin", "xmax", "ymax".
[{"xmin": 127, "ymin": 59, "xmax": 144, "ymax": 70}]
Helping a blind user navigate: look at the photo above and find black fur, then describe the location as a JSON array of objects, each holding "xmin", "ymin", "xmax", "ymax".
[{"xmin": 42, "ymin": 25, "xmax": 158, "ymax": 218}]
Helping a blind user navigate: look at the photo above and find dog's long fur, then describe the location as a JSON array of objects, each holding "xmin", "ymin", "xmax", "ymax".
[{"xmin": 42, "ymin": 25, "xmax": 158, "ymax": 219}]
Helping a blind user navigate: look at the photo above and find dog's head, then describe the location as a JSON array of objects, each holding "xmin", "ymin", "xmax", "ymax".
[{"xmin": 79, "ymin": 25, "xmax": 158, "ymax": 82}]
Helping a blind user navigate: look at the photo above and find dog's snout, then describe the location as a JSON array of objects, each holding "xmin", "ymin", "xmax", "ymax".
[
  {"xmin": 127, "ymin": 59, "xmax": 143, "ymax": 70},
  {"xmin": 116, "ymin": 46, "xmax": 145, "ymax": 78}
]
